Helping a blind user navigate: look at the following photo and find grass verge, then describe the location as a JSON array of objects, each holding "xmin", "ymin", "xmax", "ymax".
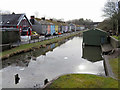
[
  {"xmin": 48, "ymin": 74, "xmax": 118, "ymax": 88},
  {"xmin": 0, "ymin": 32, "xmax": 82, "ymax": 59},
  {"xmin": 109, "ymin": 56, "xmax": 120, "ymax": 79}
]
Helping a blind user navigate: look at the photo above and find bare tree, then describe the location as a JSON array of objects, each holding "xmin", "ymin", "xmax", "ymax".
[{"xmin": 103, "ymin": 1, "xmax": 118, "ymax": 18}]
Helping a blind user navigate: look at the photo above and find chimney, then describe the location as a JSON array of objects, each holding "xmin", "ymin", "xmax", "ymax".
[
  {"xmin": 41, "ymin": 17, "xmax": 45, "ymax": 20},
  {"xmin": 30, "ymin": 16, "xmax": 35, "ymax": 24},
  {"xmin": 31, "ymin": 16, "xmax": 35, "ymax": 19},
  {"xmin": 12, "ymin": 12, "xmax": 15, "ymax": 14},
  {"xmin": 50, "ymin": 19, "xmax": 53, "ymax": 21}
]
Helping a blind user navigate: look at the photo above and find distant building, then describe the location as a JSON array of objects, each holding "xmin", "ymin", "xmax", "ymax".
[
  {"xmin": 69, "ymin": 23, "xmax": 76, "ymax": 32},
  {"xmin": 76, "ymin": 25, "xmax": 85, "ymax": 31},
  {"xmin": 93, "ymin": 22, "xmax": 100, "ymax": 28}
]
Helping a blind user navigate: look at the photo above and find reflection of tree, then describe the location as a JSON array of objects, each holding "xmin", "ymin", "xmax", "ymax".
[
  {"xmin": 32, "ymin": 47, "xmax": 48, "ymax": 57},
  {"xmin": 82, "ymin": 46, "xmax": 103, "ymax": 62},
  {"xmin": 2, "ymin": 55, "xmax": 31, "ymax": 69},
  {"xmin": 1, "ymin": 39, "xmax": 69, "ymax": 69}
]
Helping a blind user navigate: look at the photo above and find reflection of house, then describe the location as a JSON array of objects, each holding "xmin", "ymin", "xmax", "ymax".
[
  {"xmin": 82, "ymin": 46, "xmax": 103, "ymax": 62},
  {"xmin": 83, "ymin": 29, "xmax": 108, "ymax": 46}
]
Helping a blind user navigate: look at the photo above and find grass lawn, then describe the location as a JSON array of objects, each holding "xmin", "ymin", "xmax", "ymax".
[
  {"xmin": 109, "ymin": 56, "xmax": 120, "ymax": 79},
  {"xmin": 48, "ymin": 74, "xmax": 118, "ymax": 88}
]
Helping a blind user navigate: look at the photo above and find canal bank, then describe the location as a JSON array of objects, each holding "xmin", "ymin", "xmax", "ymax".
[
  {"xmin": 101, "ymin": 35, "xmax": 119, "ymax": 80},
  {"xmin": 43, "ymin": 74, "xmax": 118, "ymax": 89},
  {"xmin": 0, "ymin": 31, "xmax": 82, "ymax": 60},
  {"xmin": 102, "ymin": 47, "xmax": 119, "ymax": 80}
]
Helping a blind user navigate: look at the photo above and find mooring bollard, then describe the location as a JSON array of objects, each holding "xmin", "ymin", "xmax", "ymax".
[
  {"xmin": 44, "ymin": 79, "xmax": 49, "ymax": 85},
  {"xmin": 15, "ymin": 74, "xmax": 20, "ymax": 84}
]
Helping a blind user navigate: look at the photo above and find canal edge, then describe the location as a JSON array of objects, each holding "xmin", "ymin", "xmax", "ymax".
[
  {"xmin": 41, "ymin": 73, "xmax": 107, "ymax": 90},
  {"xmin": 101, "ymin": 45, "xmax": 117, "ymax": 80}
]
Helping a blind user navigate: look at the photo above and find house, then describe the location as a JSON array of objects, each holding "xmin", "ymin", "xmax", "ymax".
[
  {"xmin": 64, "ymin": 23, "xmax": 69, "ymax": 33},
  {"xmin": 79, "ymin": 25, "xmax": 85, "ymax": 30},
  {"xmin": 30, "ymin": 17, "xmax": 53, "ymax": 36},
  {"xmin": 93, "ymin": 22, "xmax": 100, "ymax": 28},
  {"xmin": 47, "ymin": 19, "xmax": 58, "ymax": 35},
  {"xmin": 60, "ymin": 22, "xmax": 68, "ymax": 33},
  {"xmin": 0, "ymin": 13, "xmax": 32, "ymax": 44},
  {"xmin": 39, "ymin": 18, "xmax": 53, "ymax": 36},
  {"xmin": 69, "ymin": 23, "xmax": 76, "ymax": 32},
  {"xmin": 47, "ymin": 19, "xmax": 56, "ymax": 35},
  {"xmin": 50, "ymin": 24, "xmax": 55, "ymax": 35},
  {"xmin": 30, "ymin": 16, "xmax": 42, "ymax": 35},
  {"xmin": 76, "ymin": 25, "xmax": 85, "ymax": 31},
  {"xmin": 83, "ymin": 29, "xmax": 108, "ymax": 46}
]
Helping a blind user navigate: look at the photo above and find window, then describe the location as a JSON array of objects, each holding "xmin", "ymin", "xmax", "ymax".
[
  {"xmin": 21, "ymin": 31, "xmax": 27, "ymax": 36},
  {"xmin": 21, "ymin": 27, "xmax": 30, "ymax": 36}
]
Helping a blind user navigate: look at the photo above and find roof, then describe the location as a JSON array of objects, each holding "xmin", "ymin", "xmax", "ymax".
[
  {"xmin": 83, "ymin": 28, "xmax": 108, "ymax": 34},
  {"xmin": 69, "ymin": 23, "xmax": 76, "ymax": 26},
  {"xmin": 40, "ymin": 20, "xmax": 53, "ymax": 25},
  {"xmin": 0, "ymin": 14, "xmax": 31, "ymax": 26},
  {"xmin": 35, "ymin": 18, "xmax": 53, "ymax": 25},
  {"xmin": 76, "ymin": 25, "xmax": 85, "ymax": 27},
  {"xmin": 46, "ymin": 20, "xmax": 60, "ymax": 25}
]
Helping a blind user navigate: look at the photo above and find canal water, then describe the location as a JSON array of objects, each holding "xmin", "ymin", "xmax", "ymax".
[{"xmin": 0, "ymin": 37, "xmax": 105, "ymax": 88}]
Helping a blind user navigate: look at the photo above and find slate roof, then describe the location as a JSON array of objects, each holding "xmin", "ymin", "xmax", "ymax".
[
  {"xmin": 40, "ymin": 20, "xmax": 53, "ymax": 25},
  {"xmin": 0, "ymin": 14, "xmax": 28, "ymax": 26},
  {"xmin": 36, "ymin": 19, "xmax": 53, "ymax": 25}
]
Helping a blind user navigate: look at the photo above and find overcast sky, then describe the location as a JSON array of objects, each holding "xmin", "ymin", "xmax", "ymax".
[{"xmin": 0, "ymin": 0, "xmax": 108, "ymax": 22}]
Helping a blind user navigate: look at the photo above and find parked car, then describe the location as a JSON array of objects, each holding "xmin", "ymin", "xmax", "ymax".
[{"xmin": 31, "ymin": 31, "xmax": 39, "ymax": 39}]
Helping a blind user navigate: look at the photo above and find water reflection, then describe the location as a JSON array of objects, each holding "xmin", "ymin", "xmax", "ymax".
[
  {"xmin": 1, "ymin": 37, "xmax": 105, "ymax": 88},
  {"xmin": 2, "ymin": 41, "xmax": 67, "ymax": 69},
  {"xmin": 82, "ymin": 46, "xmax": 103, "ymax": 62}
]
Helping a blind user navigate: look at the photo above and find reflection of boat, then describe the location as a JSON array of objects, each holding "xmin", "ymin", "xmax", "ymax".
[{"xmin": 82, "ymin": 46, "xmax": 103, "ymax": 62}]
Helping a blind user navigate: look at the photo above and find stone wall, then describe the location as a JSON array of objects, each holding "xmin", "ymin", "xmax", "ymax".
[{"xmin": 110, "ymin": 36, "xmax": 120, "ymax": 48}]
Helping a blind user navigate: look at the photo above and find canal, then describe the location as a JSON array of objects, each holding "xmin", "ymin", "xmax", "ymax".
[{"xmin": 1, "ymin": 37, "xmax": 105, "ymax": 88}]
